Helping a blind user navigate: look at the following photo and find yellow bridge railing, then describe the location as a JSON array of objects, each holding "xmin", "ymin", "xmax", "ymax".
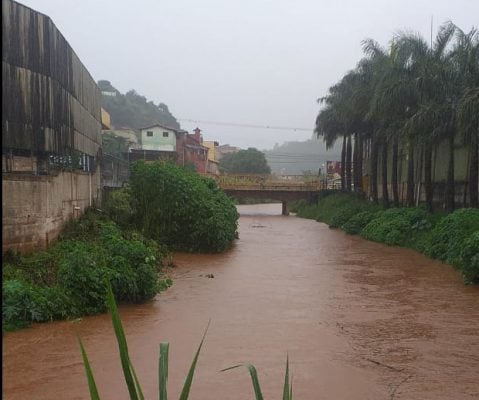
[{"xmin": 202, "ymin": 174, "xmax": 325, "ymax": 191}]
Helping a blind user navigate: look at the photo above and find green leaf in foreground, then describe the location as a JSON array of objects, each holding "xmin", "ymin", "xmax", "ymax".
[
  {"xmin": 158, "ymin": 342, "xmax": 169, "ymax": 400},
  {"xmin": 283, "ymin": 355, "xmax": 292, "ymax": 400},
  {"xmin": 221, "ymin": 363, "xmax": 264, "ymax": 400},
  {"xmin": 78, "ymin": 336, "xmax": 100, "ymax": 400},
  {"xmin": 106, "ymin": 285, "xmax": 143, "ymax": 400},
  {"xmin": 178, "ymin": 320, "xmax": 210, "ymax": 400}
]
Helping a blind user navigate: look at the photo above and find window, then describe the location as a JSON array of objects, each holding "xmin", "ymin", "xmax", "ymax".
[
  {"xmin": 147, "ymin": 131, "xmax": 153, "ymax": 137},
  {"xmin": 163, "ymin": 132, "xmax": 169, "ymax": 137}
]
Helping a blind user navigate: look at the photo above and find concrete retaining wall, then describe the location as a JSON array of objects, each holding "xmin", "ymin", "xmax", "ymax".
[{"xmin": 2, "ymin": 170, "xmax": 101, "ymax": 253}]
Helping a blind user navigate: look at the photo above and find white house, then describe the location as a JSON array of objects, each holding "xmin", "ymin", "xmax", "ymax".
[{"xmin": 139, "ymin": 124, "xmax": 178, "ymax": 152}]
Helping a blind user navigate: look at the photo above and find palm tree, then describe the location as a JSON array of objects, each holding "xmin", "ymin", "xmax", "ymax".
[
  {"xmin": 315, "ymin": 21, "xmax": 477, "ymax": 211},
  {"xmin": 394, "ymin": 23, "xmax": 457, "ymax": 210},
  {"xmin": 453, "ymin": 27, "xmax": 479, "ymax": 207}
]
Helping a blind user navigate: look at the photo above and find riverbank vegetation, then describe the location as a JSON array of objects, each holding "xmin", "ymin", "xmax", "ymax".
[
  {"xmin": 3, "ymin": 162, "xmax": 239, "ymax": 332},
  {"xmin": 2, "ymin": 209, "xmax": 172, "ymax": 332},
  {"xmin": 315, "ymin": 22, "xmax": 478, "ymax": 212},
  {"xmin": 128, "ymin": 161, "xmax": 239, "ymax": 252},
  {"xmin": 291, "ymin": 193, "xmax": 479, "ymax": 284}
]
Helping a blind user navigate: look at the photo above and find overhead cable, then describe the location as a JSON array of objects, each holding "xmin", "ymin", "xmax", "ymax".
[{"xmin": 177, "ymin": 118, "xmax": 313, "ymax": 132}]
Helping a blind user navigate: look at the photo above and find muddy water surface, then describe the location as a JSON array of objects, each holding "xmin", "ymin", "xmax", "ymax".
[{"xmin": 3, "ymin": 204, "xmax": 479, "ymax": 399}]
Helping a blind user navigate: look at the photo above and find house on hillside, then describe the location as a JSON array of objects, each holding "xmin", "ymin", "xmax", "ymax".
[
  {"xmin": 128, "ymin": 124, "xmax": 178, "ymax": 163},
  {"xmin": 176, "ymin": 128, "xmax": 208, "ymax": 173}
]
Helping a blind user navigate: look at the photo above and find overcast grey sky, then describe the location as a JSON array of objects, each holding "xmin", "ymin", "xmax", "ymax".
[{"xmin": 20, "ymin": 0, "xmax": 479, "ymax": 149}]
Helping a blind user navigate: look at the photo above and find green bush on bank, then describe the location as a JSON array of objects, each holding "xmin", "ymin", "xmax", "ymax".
[
  {"xmin": 2, "ymin": 280, "xmax": 76, "ymax": 331},
  {"xmin": 129, "ymin": 161, "xmax": 239, "ymax": 253},
  {"xmin": 342, "ymin": 211, "xmax": 378, "ymax": 235},
  {"xmin": 360, "ymin": 207, "xmax": 433, "ymax": 247},
  {"xmin": 459, "ymin": 232, "xmax": 479, "ymax": 284},
  {"xmin": 425, "ymin": 208, "xmax": 479, "ymax": 265},
  {"xmin": 291, "ymin": 192, "xmax": 479, "ymax": 285},
  {"xmin": 2, "ymin": 209, "xmax": 171, "ymax": 332}
]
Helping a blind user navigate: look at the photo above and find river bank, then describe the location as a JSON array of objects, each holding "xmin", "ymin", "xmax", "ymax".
[
  {"xmin": 291, "ymin": 192, "xmax": 479, "ymax": 285},
  {"xmin": 3, "ymin": 204, "xmax": 479, "ymax": 399},
  {"xmin": 2, "ymin": 209, "xmax": 173, "ymax": 332},
  {"xmin": 2, "ymin": 163, "xmax": 239, "ymax": 332}
]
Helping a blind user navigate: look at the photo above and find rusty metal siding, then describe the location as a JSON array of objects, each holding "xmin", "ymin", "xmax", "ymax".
[{"xmin": 2, "ymin": 0, "xmax": 101, "ymax": 158}]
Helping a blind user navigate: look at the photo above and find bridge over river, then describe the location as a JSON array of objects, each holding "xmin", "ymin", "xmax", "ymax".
[{"xmin": 206, "ymin": 174, "xmax": 324, "ymax": 215}]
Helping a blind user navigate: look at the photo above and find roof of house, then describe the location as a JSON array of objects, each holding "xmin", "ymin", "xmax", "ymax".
[
  {"xmin": 184, "ymin": 144, "xmax": 208, "ymax": 151},
  {"xmin": 139, "ymin": 123, "xmax": 179, "ymax": 132}
]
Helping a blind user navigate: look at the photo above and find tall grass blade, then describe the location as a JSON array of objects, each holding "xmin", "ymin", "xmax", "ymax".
[
  {"xmin": 289, "ymin": 376, "xmax": 293, "ymax": 400},
  {"xmin": 158, "ymin": 342, "xmax": 169, "ymax": 400},
  {"xmin": 282, "ymin": 355, "xmax": 290, "ymax": 400},
  {"xmin": 106, "ymin": 285, "xmax": 141, "ymax": 400},
  {"xmin": 78, "ymin": 336, "xmax": 101, "ymax": 400},
  {"xmin": 221, "ymin": 363, "xmax": 264, "ymax": 400},
  {"xmin": 130, "ymin": 362, "xmax": 145, "ymax": 400},
  {"xmin": 178, "ymin": 320, "xmax": 210, "ymax": 400}
]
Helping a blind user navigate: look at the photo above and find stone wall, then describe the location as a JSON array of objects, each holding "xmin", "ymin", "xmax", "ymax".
[{"xmin": 2, "ymin": 170, "xmax": 101, "ymax": 253}]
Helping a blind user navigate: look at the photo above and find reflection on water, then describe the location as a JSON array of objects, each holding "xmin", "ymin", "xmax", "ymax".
[{"xmin": 3, "ymin": 204, "xmax": 479, "ymax": 399}]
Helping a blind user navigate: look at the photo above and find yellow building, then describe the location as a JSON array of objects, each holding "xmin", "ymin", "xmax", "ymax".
[
  {"xmin": 202, "ymin": 140, "xmax": 220, "ymax": 175},
  {"xmin": 101, "ymin": 108, "xmax": 111, "ymax": 129}
]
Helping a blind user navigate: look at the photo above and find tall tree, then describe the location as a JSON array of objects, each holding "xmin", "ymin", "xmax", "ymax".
[{"xmin": 219, "ymin": 148, "xmax": 271, "ymax": 174}]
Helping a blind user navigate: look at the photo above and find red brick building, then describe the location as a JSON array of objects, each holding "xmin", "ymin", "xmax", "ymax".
[{"xmin": 176, "ymin": 128, "xmax": 208, "ymax": 173}]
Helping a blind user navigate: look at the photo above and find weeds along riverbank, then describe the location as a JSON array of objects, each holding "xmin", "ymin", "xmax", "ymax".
[
  {"xmin": 291, "ymin": 192, "xmax": 479, "ymax": 285},
  {"xmin": 2, "ymin": 162, "xmax": 239, "ymax": 332}
]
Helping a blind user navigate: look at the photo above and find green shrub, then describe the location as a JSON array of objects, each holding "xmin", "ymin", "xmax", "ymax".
[
  {"xmin": 342, "ymin": 211, "xmax": 377, "ymax": 234},
  {"xmin": 360, "ymin": 207, "xmax": 432, "ymax": 247},
  {"xmin": 129, "ymin": 161, "xmax": 239, "ymax": 252},
  {"xmin": 58, "ymin": 242, "xmax": 112, "ymax": 315},
  {"xmin": 2, "ymin": 247, "xmax": 63, "ymax": 286},
  {"xmin": 3, "ymin": 205, "xmax": 172, "ymax": 331},
  {"xmin": 104, "ymin": 188, "xmax": 135, "ymax": 227},
  {"xmin": 59, "ymin": 208, "xmax": 110, "ymax": 242},
  {"xmin": 99, "ymin": 223, "xmax": 161, "ymax": 302},
  {"xmin": 2, "ymin": 279, "xmax": 76, "ymax": 331},
  {"xmin": 293, "ymin": 192, "xmax": 379, "ymax": 230},
  {"xmin": 289, "ymin": 199, "xmax": 308, "ymax": 213},
  {"xmin": 329, "ymin": 201, "xmax": 379, "ymax": 229},
  {"xmin": 294, "ymin": 204, "xmax": 322, "ymax": 220},
  {"xmin": 458, "ymin": 232, "xmax": 479, "ymax": 284},
  {"xmin": 425, "ymin": 208, "xmax": 479, "ymax": 266}
]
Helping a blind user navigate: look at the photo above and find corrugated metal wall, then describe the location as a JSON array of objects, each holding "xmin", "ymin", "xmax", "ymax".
[{"xmin": 2, "ymin": 0, "xmax": 101, "ymax": 158}]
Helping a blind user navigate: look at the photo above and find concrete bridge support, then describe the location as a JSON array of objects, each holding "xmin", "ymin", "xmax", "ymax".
[{"xmin": 281, "ymin": 200, "xmax": 289, "ymax": 216}]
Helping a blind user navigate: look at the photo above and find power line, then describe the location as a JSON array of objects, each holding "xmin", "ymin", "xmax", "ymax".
[{"xmin": 177, "ymin": 118, "xmax": 313, "ymax": 132}]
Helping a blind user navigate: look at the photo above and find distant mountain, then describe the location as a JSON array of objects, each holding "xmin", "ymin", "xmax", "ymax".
[
  {"xmin": 263, "ymin": 138, "xmax": 341, "ymax": 175},
  {"xmin": 98, "ymin": 80, "xmax": 180, "ymax": 130}
]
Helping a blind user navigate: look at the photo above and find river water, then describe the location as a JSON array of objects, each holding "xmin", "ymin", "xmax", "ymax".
[{"xmin": 3, "ymin": 204, "xmax": 479, "ymax": 399}]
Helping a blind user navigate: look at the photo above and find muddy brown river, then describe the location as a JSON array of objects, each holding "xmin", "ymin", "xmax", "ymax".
[{"xmin": 3, "ymin": 204, "xmax": 479, "ymax": 399}]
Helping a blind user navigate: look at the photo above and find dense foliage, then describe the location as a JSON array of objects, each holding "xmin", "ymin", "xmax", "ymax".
[
  {"xmin": 219, "ymin": 148, "xmax": 271, "ymax": 174},
  {"xmin": 315, "ymin": 22, "xmax": 479, "ymax": 211},
  {"xmin": 426, "ymin": 208, "xmax": 479, "ymax": 278},
  {"xmin": 98, "ymin": 80, "xmax": 180, "ymax": 130},
  {"xmin": 2, "ymin": 210, "xmax": 172, "ymax": 332},
  {"xmin": 292, "ymin": 193, "xmax": 479, "ymax": 284},
  {"xmin": 129, "ymin": 161, "xmax": 239, "ymax": 252}
]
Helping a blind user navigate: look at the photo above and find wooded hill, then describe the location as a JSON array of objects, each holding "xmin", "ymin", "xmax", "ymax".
[{"xmin": 98, "ymin": 80, "xmax": 180, "ymax": 130}]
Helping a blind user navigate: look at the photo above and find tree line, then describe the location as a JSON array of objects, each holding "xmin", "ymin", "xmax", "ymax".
[{"xmin": 315, "ymin": 21, "xmax": 478, "ymax": 211}]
